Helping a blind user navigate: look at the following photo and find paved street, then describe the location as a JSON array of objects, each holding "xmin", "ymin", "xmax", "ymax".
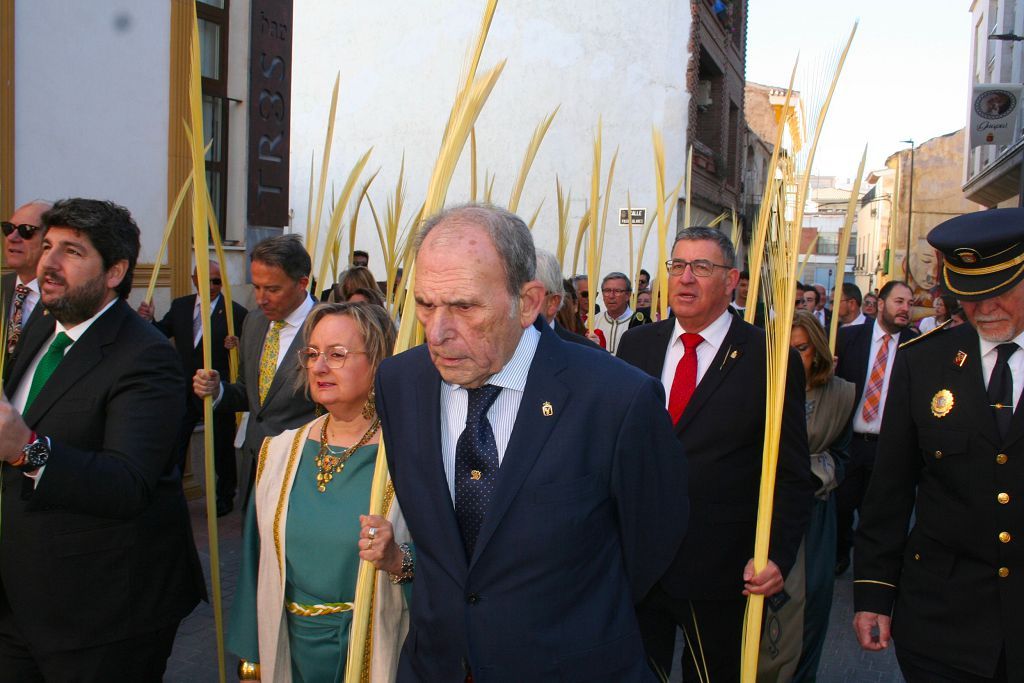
[{"xmin": 167, "ymin": 498, "xmax": 902, "ymax": 682}]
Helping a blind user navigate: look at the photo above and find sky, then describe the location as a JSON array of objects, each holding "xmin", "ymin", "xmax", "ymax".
[{"xmin": 746, "ymin": 0, "xmax": 972, "ymax": 184}]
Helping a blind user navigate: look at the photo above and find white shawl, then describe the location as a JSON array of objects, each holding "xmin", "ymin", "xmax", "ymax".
[{"xmin": 252, "ymin": 417, "xmax": 409, "ymax": 682}]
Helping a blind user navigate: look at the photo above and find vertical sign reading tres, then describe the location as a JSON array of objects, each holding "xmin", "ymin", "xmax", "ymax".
[{"xmin": 247, "ymin": 0, "xmax": 293, "ymax": 226}]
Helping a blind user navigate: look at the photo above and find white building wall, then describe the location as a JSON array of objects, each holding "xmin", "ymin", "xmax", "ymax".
[
  {"xmin": 288, "ymin": 2, "xmax": 691, "ymax": 285},
  {"xmin": 14, "ymin": 1, "xmax": 170, "ymax": 262}
]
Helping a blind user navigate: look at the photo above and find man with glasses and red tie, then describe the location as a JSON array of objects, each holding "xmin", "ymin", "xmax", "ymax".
[
  {"xmin": 2, "ymin": 201, "xmax": 51, "ymax": 365},
  {"xmin": 833, "ymin": 280, "xmax": 917, "ymax": 577},
  {"xmin": 618, "ymin": 226, "xmax": 813, "ymax": 683},
  {"xmin": 138, "ymin": 261, "xmax": 248, "ymax": 516},
  {"xmin": 853, "ymin": 209, "xmax": 1024, "ymax": 682}
]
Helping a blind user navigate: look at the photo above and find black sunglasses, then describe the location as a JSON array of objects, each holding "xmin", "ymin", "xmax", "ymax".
[
  {"xmin": 210, "ymin": 278, "xmax": 222, "ymax": 285},
  {"xmin": 1, "ymin": 222, "xmax": 41, "ymax": 239}
]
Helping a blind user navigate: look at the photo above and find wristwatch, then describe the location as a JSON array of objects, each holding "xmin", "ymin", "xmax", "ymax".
[{"xmin": 18, "ymin": 434, "xmax": 50, "ymax": 472}]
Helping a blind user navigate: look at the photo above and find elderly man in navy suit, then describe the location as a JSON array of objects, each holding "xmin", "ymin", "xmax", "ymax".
[{"xmin": 374, "ymin": 204, "xmax": 688, "ymax": 682}]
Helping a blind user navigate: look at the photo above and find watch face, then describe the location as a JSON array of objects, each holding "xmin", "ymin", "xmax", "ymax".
[{"xmin": 22, "ymin": 440, "xmax": 49, "ymax": 469}]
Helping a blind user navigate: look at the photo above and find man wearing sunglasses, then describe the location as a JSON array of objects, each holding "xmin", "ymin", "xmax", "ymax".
[
  {"xmin": 138, "ymin": 261, "xmax": 248, "ymax": 517},
  {"xmin": 618, "ymin": 227, "xmax": 813, "ymax": 683},
  {"xmin": 2, "ymin": 201, "xmax": 51, "ymax": 362}
]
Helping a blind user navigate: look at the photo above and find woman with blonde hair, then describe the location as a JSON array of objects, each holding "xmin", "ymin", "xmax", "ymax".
[
  {"xmin": 760, "ymin": 310, "xmax": 855, "ymax": 682},
  {"xmin": 227, "ymin": 302, "xmax": 410, "ymax": 682}
]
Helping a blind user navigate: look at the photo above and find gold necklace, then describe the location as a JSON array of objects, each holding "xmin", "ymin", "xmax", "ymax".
[{"xmin": 314, "ymin": 414, "xmax": 380, "ymax": 492}]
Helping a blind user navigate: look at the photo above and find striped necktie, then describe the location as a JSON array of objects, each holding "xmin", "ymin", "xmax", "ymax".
[
  {"xmin": 257, "ymin": 320, "xmax": 286, "ymax": 405},
  {"xmin": 861, "ymin": 333, "xmax": 892, "ymax": 423}
]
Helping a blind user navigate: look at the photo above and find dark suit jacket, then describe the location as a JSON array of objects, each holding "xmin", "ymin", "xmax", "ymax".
[
  {"xmin": 552, "ymin": 320, "xmax": 601, "ymax": 349},
  {"xmin": 617, "ymin": 315, "xmax": 814, "ymax": 599},
  {"xmin": 154, "ymin": 294, "xmax": 248, "ymax": 411},
  {"xmin": 216, "ymin": 304, "xmax": 316, "ymax": 459},
  {"xmin": 854, "ymin": 323, "xmax": 1024, "ymax": 680},
  {"xmin": 377, "ymin": 324, "xmax": 689, "ymax": 682},
  {"xmin": 0, "ymin": 299, "xmax": 205, "ymax": 653},
  {"xmin": 835, "ymin": 321, "xmax": 918, "ymax": 413}
]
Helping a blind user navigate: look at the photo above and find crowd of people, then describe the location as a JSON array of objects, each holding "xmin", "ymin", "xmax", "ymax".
[{"xmin": 0, "ymin": 197, "xmax": 1020, "ymax": 683}]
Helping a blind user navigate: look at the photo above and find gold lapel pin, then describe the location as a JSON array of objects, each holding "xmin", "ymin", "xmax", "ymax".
[
  {"xmin": 542, "ymin": 401, "xmax": 554, "ymax": 417},
  {"xmin": 730, "ymin": 350, "xmax": 739, "ymax": 359},
  {"xmin": 470, "ymin": 470, "xmax": 482, "ymax": 480},
  {"xmin": 930, "ymin": 389, "xmax": 955, "ymax": 418},
  {"xmin": 954, "ymin": 350, "xmax": 968, "ymax": 368}
]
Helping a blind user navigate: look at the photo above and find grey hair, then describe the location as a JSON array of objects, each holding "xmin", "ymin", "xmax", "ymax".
[
  {"xmin": 672, "ymin": 226, "xmax": 736, "ymax": 268},
  {"xmin": 251, "ymin": 234, "xmax": 311, "ymax": 282},
  {"xmin": 415, "ymin": 203, "xmax": 536, "ymax": 299},
  {"xmin": 601, "ymin": 271, "xmax": 632, "ymax": 291},
  {"xmin": 535, "ymin": 249, "xmax": 565, "ymax": 312}
]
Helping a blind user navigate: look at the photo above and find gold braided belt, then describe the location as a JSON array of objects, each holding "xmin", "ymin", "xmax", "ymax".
[{"xmin": 286, "ymin": 601, "xmax": 354, "ymax": 617}]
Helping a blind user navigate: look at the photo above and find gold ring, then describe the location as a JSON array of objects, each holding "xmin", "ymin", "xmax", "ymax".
[{"xmin": 367, "ymin": 538, "xmax": 374, "ymax": 549}]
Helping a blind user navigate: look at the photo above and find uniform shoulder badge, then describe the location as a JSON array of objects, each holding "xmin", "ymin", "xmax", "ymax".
[{"xmin": 899, "ymin": 317, "xmax": 953, "ymax": 350}]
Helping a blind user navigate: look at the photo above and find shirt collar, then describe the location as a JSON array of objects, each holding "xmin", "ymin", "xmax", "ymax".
[
  {"xmin": 282, "ymin": 294, "xmax": 315, "ymax": 328},
  {"xmin": 15, "ymin": 276, "xmax": 39, "ymax": 294},
  {"xmin": 57, "ymin": 297, "xmax": 118, "ymax": 343},
  {"xmin": 673, "ymin": 307, "xmax": 733, "ymax": 348},
  {"xmin": 979, "ymin": 329, "xmax": 1024, "ymax": 358},
  {"xmin": 872, "ymin": 319, "xmax": 899, "ymax": 343},
  {"xmin": 443, "ymin": 324, "xmax": 540, "ymax": 394},
  {"xmin": 604, "ymin": 306, "xmax": 633, "ymax": 323},
  {"xmin": 193, "ymin": 293, "xmax": 222, "ymax": 310}
]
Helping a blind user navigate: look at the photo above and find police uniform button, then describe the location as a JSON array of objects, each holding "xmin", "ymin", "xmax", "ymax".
[
  {"xmin": 997, "ymin": 453, "xmax": 1009, "ymax": 464},
  {"xmin": 1000, "ymin": 532, "xmax": 1012, "ymax": 543},
  {"xmin": 999, "ymin": 492, "xmax": 1011, "ymax": 504},
  {"xmin": 999, "ymin": 567, "xmax": 1010, "ymax": 578},
  {"xmin": 934, "ymin": 450, "xmax": 943, "ymax": 459}
]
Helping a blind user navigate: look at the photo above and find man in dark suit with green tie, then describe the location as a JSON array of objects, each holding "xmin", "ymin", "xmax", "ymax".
[{"xmin": 0, "ymin": 198, "xmax": 204, "ymax": 680}]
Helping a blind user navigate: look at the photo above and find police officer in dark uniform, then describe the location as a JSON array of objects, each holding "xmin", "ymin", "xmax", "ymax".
[{"xmin": 853, "ymin": 208, "xmax": 1024, "ymax": 682}]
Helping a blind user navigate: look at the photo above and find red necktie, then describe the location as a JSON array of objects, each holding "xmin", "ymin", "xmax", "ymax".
[{"xmin": 668, "ymin": 333, "xmax": 703, "ymax": 423}]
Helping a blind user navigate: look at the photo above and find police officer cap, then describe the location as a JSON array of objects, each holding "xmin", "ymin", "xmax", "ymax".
[{"xmin": 927, "ymin": 207, "xmax": 1024, "ymax": 300}]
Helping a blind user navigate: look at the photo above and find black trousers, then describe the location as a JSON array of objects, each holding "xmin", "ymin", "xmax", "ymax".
[
  {"xmin": 176, "ymin": 399, "xmax": 238, "ymax": 504},
  {"xmin": 637, "ymin": 584, "xmax": 747, "ymax": 683},
  {"xmin": 897, "ymin": 645, "xmax": 1008, "ymax": 683},
  {"xmin": 0, "ymin": 588, "xmax": 179, "ymax": 683},
  {"xmin": 835, "ymin": 434, "xmax": 878, "ymax": 563}
]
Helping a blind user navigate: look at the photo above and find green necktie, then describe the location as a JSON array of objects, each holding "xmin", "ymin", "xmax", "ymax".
[{"xmin": 24, "ymin": 332, "xmax": 74, "ymax": 412}]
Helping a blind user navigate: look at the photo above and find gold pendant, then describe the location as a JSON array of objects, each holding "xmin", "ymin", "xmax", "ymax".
[{"xmin": 930, "ymin": 389, "xmax": 955, "ymax": 418}]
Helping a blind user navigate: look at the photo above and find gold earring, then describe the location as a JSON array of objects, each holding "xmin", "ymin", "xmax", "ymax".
[{"xmin": 362, "ymin": 389, "xmax": 377, "ymax": 420}]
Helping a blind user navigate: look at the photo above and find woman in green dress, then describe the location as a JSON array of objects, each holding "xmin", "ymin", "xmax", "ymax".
[{"xmin": 227, "ymin": 302, "xmax": 411, "ymax": 682}]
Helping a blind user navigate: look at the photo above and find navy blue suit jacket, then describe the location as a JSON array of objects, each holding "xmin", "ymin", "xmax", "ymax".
[{"xmin": 376, "ymin": 323, "xmax": 689, "ymax": 682}]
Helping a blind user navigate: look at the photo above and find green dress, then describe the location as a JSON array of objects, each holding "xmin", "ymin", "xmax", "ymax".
[{"xmin": 227, "ymin": 440, "xmax": 378, "ymax": 683}]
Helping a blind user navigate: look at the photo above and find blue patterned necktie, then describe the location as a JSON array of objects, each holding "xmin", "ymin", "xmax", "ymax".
[{"xmin": 454, "ymin": 384, "xmax": 502, "ymax": 559}]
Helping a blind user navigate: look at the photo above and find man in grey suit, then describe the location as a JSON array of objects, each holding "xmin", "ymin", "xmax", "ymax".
[
  {"xmin": 193, "ymin": 234, "xmax": 317, "ymax": 503},
  {"xmin": 2, "ymin": 201, "xmax": 51, "ymax": 363}
]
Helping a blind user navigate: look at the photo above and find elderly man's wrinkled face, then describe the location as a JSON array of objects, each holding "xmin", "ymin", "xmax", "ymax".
[
  {"xmin": 4, "ymin": 203, "xmax": 46, "ymax": 279},
  {"xmin": 415, "ymin": 222, "xmax": 544, "ymax": 388},
  {"xmin": 961, "ymin": 278, "xmax": 1024, "ymax": 342}
]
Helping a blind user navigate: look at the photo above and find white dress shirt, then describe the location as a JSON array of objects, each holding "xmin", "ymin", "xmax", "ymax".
[
  {"xmin": 852, "ymin": 320, "xmax": 900, "ymax": 435},
  {"xmin": 659, "ymin": 308, "xmax": 734, "ymax": 409},
  {"xmin": 842, "ymin": 312, "xmax": 867, "ymax": 327},
  {"xmin": 980, "ymin": 330, "xmax": 1024, "ymax": 412},
  {"xmin": 439, "ymin": 325, "xmax": 540, "ymax": 501},
  {"xmin": 192, "ymin": 294, "xmax": 222, "ymax": 348}
]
